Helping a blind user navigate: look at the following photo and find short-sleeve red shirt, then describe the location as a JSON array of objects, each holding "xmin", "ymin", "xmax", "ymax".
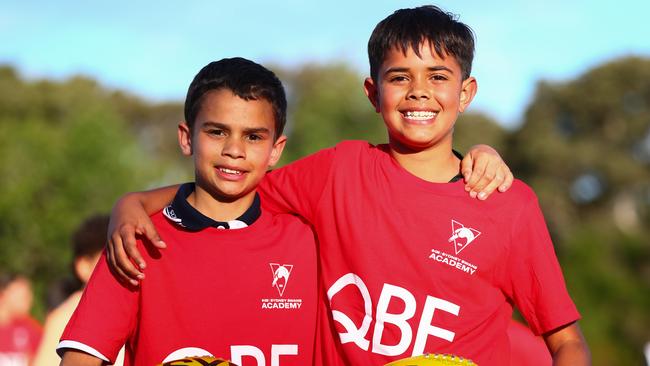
[
  {"xmin": 260, "ymin": 141, "xmax": 580, "ymax": 366},
  {"xmin": 59, "ymin": 202, "xmax": 317, "ymax": 366}
]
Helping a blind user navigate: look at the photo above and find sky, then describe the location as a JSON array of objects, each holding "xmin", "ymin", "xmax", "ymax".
[{"xmin": 2, "ymin": 0, "xmax": 649, "ymax": 128}]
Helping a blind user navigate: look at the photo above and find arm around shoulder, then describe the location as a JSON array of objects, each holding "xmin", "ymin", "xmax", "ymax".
[
  {"xmin": 107, "ymin": 185, "xmax": 179, "ymax": 284},
  {"xmin": 461, "ymin": 144, "xmax": 513, "ymax": 199},
  {"xmin": 544, "ymin": 322, "xmax": 591, "ymax": 366}
]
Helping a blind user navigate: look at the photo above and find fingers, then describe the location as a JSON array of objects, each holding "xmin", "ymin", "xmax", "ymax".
[
  {"xmin": 466, "ymin": 160, "xmax": 494, "ymax": 199},
  {"xmin": 498, "ymin": 167, "xmax": 514, "ymax": 193},
  {"xmin": 466, "ymin": 162, "xmax": 514, "ymax": 199},
  {"xmin": 108, "ymin": 231, "xmax": 140, "ymax": 286},
  {"xmin": 462, "ymin": 144, "xmax": 514, "ymax": 199},
  {"xmin": 141, "ymin": 221, "xmax": 166, "ymax": 249},
  {"xmin": 115, "ymin": 225, "xmax": 145, "ymax": 285},
  {"xmin": 463, "ymin": 155, "xmax": 488, "ymax": 195},
  {"xmin": 460, "ymin": 152, "xmax": 474, "ymax": 184},
  {"xmin": 475, "ymin": 167, "xmax": 504, "ymax": 199}
]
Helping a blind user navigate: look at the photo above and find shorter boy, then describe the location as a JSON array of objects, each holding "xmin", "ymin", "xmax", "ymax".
[{"xmin": 57, "ymin": 58, "xmax": 318, "ymax": 365}]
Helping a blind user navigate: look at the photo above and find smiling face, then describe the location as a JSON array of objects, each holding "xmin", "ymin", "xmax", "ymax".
[
  {"xmin": 179, "ymin": 88, "xmax": 286, "ymax": 205},
  {"xmin": 364, "ymin": 42, "xmax": 477, "ymax": 153}
]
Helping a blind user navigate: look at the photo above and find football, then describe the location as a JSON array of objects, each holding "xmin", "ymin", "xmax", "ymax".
[
  {"xmin": 158, "ymin": 356, "xmax": 238, "ymax": 366},
  {"xmin": 384, "ymin": 353, "xmax": 478, "ymax": 366}
]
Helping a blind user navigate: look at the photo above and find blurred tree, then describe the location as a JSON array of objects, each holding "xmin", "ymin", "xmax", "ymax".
[
  {"xmin": 454, "ymin": 112, "xmax": 508, "ymax": 155},
  {"xmin": 510, "ymin": 57, "xmax": 650, "ymax": 238},
  {"xmin": 108, "ymin": 91, "xmax": 189, "ymax": 181},
  {"xmin": 508, "ymin": 56, "xmax": 650, "ymax": 365},
  {"xmin": 0, "ymin": 66, "xmax": 183, "ymax": 317},
  {"xmin": 276, "ymin": 63, "xmax": 385, "ymax": 164}
]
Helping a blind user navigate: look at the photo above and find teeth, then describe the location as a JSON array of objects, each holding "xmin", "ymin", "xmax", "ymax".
[
  {"xmin": 404, "ymin": 111, "xmax": 436, "ymax": 120},
  {"xmin": 220, "ymin": 168, "xmax": 242, "ymax": 175}
]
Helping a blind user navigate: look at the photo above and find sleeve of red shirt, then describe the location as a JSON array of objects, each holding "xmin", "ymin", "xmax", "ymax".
[
  {"xmin": 59, "ymin": 250, "xmax": 138, "ymax": 362},
  {"xmin": 504, "ymin": 188, "xmax": 580, "ymax": 336},
  {"xmin": 259, "ymin": 146, "xmax": 336, "ymax": 223}
]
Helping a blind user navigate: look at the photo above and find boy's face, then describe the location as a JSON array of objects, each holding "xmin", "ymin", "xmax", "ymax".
[
  {"xmin": 364, "ymin": 43, "xmax": 476, "ymax": 152},
  {"xmin": 178, "ymin": 89, "xmax": 286, "ymax": 203}
]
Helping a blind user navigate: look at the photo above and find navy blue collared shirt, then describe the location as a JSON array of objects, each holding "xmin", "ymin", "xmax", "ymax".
[{"xmin": 162, "ymin": 183, "xmax": 261, "ymax": 230}]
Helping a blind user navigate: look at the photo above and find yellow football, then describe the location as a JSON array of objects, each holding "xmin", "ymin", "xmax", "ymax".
[
  {"xmin": 384, "ymin": 353, "xmax": 478, "ymax": 366},
  {"xmin": 158, "ymin": 355, "xmax": 238, "ymax": 366}
]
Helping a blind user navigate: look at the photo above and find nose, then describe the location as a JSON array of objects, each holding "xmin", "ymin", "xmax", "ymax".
[
  {"xmin": 407, "ymin": 77, "xmax": 430, "ymax": 100},
  {"xmin": 221, "ymin": 136, "xmax": 245, "ymax": 159}
]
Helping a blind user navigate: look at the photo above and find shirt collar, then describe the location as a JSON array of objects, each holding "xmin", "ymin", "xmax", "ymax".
[
  {"xmin": 163, "ymin": 183, "xmax": 261, "ymax": 231},
  {"xmin": 449, "ymin": 149, "xmax": 464, "ymax": 183}
]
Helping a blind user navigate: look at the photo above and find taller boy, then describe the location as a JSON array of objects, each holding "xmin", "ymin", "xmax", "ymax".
[
  {"xmin": 262, "ymin": 6, "xmax": 589, "ymax": 364},
  {"xmin": 109, "ymin": 5, "xmax": 590, "ymax": 365}
]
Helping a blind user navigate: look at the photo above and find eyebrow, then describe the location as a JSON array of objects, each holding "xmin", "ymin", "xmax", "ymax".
[
  {"xmin": 384, "ymin": 66, "xmax": 454, "ymax": 75},
  {"xmin": 201, "ymin": 121, "xmax": 272, "ymax": 135}
]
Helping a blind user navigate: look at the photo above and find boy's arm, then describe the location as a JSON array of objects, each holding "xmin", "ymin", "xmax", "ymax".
[
  {"xmin": 60, "ymin": 350, "xmax": 104, "ymax": 366},
  {"xmin": 544, "ymin": 322, "xmax": 591, "ymax": 365},
  {"xmin": 106, "ymin": 185, "xmax": 178, "ymax": 285},
  {"xmin": 107, "ymin": 144, "xmax": 513, "ymax": 284},
  {"xmin": 58, "ymin": 250, "xmax": 137, "ymax": 365},
  {"xmin": 462, "ymin": 144, "xmax": 513, "ymax": 200}
]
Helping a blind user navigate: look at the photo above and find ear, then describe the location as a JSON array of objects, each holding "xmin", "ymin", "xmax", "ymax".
[
  {"xmin": 74, "ymin": 254, "xmax": 101, "ymax": 284},
  {"xmin": 458, "ymin": 77, "xmax": 477, "ymax": 113},
  {"xmin": 268, "ymin": 134, "xmax": 287, "ymax": 168},
  {"xmin": 363, "ymin": 77, "xmax": 380, "ymax": 113},
  {"xmin": 178, "ymin": 121, "xmax": 193, "ymax": 156}
]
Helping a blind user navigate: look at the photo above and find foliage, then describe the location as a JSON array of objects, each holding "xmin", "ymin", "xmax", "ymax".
[
  {"xmin": 507, "ymin": 57, "xmax": 650, "ymax": 364},
  {"xmin": 0, "ymin": 66, "xmax": 185, "ymax": 316},
  {"xmin": 276, "ymin": 63, "xmax": 385, "ymax": 164}
]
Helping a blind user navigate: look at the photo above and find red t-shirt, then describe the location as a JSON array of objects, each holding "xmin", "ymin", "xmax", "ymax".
[
  {"xmin": 0, "ymin": 317, "xmax": 42, "ymax": 366},
  {"xmin": 260, "ymin": 141, "xmax": 580, "ymax": 366},
  {"xmin": 59, "ymin": 209, "xmax": 317, "ymax": 366}
]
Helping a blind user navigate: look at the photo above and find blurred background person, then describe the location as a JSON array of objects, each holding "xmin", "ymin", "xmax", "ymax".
[
  {"xmin": 0, "ymin": 273, "xmax": 42, "ymax": 366},
  {"xmin": 32, "ymin": 214, "xmax": 123, "ymax": 366}
]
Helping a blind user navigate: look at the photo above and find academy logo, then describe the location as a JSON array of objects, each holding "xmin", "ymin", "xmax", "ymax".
[
  {"xmin": 448, "ymin": 220, "xmax": 481, "ymax": 255},
  {"xmin": 262, "ymin": 264, "xmax": 302, "ymax": 310},
  {"xmin": 270, "ymin": 263, "xmax": 293, "ymax": 297}
]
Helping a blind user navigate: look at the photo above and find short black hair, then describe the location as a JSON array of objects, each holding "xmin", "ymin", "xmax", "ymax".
[
  {"xmin": 368, "ymin": 5, "xmax": 475, "ymax": 82},
  {"xmin": 184, "ymin": 57, "xmax": 287, "ymax": 139},
  {"xmin": 72, "ymin": 214, "xmax": 109, "ymax": 260}
]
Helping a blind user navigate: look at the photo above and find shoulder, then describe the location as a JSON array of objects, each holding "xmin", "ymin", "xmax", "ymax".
[
  {"xmin": 476, "ymin": 179, "xmax": 541, "ymax": 221},
  {"xmin": 147, "ymin": 210, "xmax": 177, "ymax": 237},
  {"xmin": 333, "ymin": 139, "xmax": 378, "ymax": 153},
  {"xmin": 330, "ymin": 140, "xmax": 388, "ymax": 166},
  {"xmin": 505, "ymin": 179, "xmax": 538, "ymax": 202},
  {"xmin": 268, "ymin": 213, "xmax": 316, "ymax": 240}
]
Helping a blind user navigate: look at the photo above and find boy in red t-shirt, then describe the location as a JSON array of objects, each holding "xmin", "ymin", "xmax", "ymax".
[
  {"xmin": 105, "ymin": 6, "xmax": 590, "ymax": 365},
  {"xmin": 57, "ymin": 58, "xmax": 318, "ymax": 365}
]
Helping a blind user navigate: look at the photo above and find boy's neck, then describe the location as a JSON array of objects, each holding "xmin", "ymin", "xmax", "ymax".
[
  {"xmin": 187, "ymin": 185, "xmax": 256, "ymax": 223},
  {"xmin": 388, "ymin": 139, "xmax": 460, "ymax": 183}
]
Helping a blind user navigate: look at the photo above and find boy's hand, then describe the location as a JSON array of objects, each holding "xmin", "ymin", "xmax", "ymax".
[
  {"xmin": 461, "ymin": 144, "xmax": 513, "ymax": 200},
  {"xmin": 106, "ymin": 193, "xmax": 166, "ymax": 286}
]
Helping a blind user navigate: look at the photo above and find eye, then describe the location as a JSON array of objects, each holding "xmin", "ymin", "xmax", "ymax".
[
  {"xmin": 431, "ymin": 74, "xmax": 449, "ymax": 82},
  {"xmin": 388, "ymin": 75, "xmax": 409, "ymax": 83},
  {"xmin": 206, "ymin": 128, "xmax": 225, "ymax": 137},
  {"xmin": 246, "ymin": 133, "xmax": 263, "ymax": 142}
]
